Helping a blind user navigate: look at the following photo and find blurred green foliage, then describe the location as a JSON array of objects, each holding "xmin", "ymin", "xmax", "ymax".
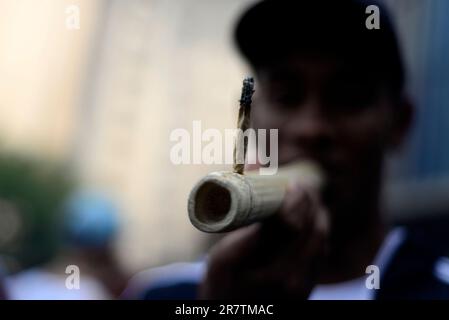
[{"xmin": 0, "ymin": 151, "xmax": 74, "ymax": 272}]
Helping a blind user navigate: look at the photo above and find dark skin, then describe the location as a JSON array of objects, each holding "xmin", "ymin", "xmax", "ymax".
[{"xmin": 200, "ymin": 54, "xmax": 413, "ymax": 299}]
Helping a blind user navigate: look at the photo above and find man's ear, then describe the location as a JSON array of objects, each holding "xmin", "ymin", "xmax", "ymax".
[{"xmin": 388, "ymin": 96, "xmax": 414, "ymax": 149}]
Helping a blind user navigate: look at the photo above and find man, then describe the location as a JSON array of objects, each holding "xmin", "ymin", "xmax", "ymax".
[
  {"xmin": 131, "ymin": 0, "xmax": 449, "ymax": 299},
  {"xmin": 202, "ymin": 0, "xmax": 410, "ymax": 299}
]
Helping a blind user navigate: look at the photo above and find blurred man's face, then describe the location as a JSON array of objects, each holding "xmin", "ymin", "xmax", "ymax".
[{"xmin": 252, "ymin": 54, "xmax": 401, "ymax": 216}]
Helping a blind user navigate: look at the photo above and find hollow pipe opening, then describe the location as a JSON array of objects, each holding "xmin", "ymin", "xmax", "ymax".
[{"xmin": 193, "ymin": 181, "xmax": 232, "ymax": 225}]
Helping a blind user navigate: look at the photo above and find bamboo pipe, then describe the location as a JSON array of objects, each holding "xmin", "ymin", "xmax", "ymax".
[{"xmin": 188, "ymin": 161, "xmax": 324, "ymax": 233}]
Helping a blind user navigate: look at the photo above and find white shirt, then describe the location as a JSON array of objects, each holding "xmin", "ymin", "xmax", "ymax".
[
  {"xmin": 5, "ymin": 269, "xmax": 110, "ymax": 300},
  {"xmin": 309, "ymin": 228, "xmax": 406, "ymax": 300}
]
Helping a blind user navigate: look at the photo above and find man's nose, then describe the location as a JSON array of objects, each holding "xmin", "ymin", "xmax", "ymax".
[{"xmin": 284, "ymin": 99, "xmax": 333, "ymax": 153}]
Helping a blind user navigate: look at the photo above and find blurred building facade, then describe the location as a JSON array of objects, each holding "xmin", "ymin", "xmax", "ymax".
[{"xmin": 0, "ymin": 0, "xmax": 101, "ymax": 158}]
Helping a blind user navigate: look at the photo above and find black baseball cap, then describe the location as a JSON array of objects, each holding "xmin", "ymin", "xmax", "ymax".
[{"xmin": 234, "ymin": 0, "xmax": 405, "ymax": 96}]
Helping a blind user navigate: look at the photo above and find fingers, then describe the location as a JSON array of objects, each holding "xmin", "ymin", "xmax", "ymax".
[
  {"xmin": 275, "ymin": 181, "xmax": 328, "ymax": 236},
  {"xmin": 201, "ymin": 180, "xmax": 331, "ymax": 299},
  {"xmin": 206, "ymin": 223, "xmax": 264, "ymax": 273},
  {"xmin": 280, "ymin": 181, "xmax": 330, "ymax": 259},
  {"xmin": 258, "ymin": 182, "xmax": 330, "ymax": 284},
  {"xmin": 200, "ymin": 223, "xmax": 264, "ymax": 299},
  {"xmin": 280, "ymin": 182, "xmax": 315, "ymax": 230}
]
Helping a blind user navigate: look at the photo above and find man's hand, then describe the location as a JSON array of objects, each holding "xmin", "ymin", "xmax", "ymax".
[{"xmin": 199, "ymin": 182, "xmax": 330, "ymax": 299}]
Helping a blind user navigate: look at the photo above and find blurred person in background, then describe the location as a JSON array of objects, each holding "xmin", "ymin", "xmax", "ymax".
[
  {"xmin": 0, "ymin": 150, "xmax": 126, "ymax": 299},
  {"xmin": 129, "ymin": 0, "xmax": 449, "ymax": 300},
  {"xmin": 7, "ymin": 191, "xmax": 128, "ymax": 300},
  {"xmin": 59, "ymin": 191, "xmax": 129, "ymax": 298}
]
